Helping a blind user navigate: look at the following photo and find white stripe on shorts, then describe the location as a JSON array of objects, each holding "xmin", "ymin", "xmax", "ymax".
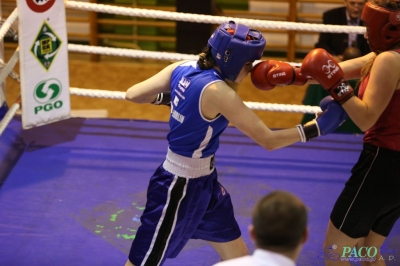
[
  {"xmin": 339, "ymin": 147, "xmax": 380, "ymax": 231},
  {"xmin": 141, "ymin": 175, "xmax": 188, "ymax": 266}
]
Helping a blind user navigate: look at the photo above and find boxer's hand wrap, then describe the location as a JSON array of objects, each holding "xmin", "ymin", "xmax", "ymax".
[
  {"xmin": 296, "ymin": 123, "xmax": 320, "ymax": 142},
  {"xmin": 329, "ymin": 79, "xmax": 355, "ymax": 104},
  {"xmin": 152, "ymin": 92, "xmax": 171, "ymax": 106}
]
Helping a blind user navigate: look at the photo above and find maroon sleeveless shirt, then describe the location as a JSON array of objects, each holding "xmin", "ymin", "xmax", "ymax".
[{"xmin": 358, "ymin": 49, "xmax": 400, "ymax": 151}]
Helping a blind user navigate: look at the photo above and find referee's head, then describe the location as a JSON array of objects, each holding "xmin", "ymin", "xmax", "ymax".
[{"xmin": 251, "ymin": 190, "xmax": 308, "ymax": 253}]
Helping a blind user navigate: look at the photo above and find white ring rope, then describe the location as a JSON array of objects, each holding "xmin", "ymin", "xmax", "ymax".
[
  {"xmin": 65, "ymin": 0, "xmax": 366, "ymax": 34},
  {"xmin": 0, "ymin": 47, "xmax": 20, "ymax": 85},
  {"xmin": 68, "ymin": 43, "xmax": 198, "ymax": 61},
  {"xmin": 0, "ymin": 103, "xmax": 20, "ymax": 135},
  {"xmin": 68, "ymin": 44, "xmax": 302, "ymax": 67},
  {"xmin": 69, "ymin": 87, "xmax": 321, "ymax": 114},
  {"xmin": 70, "ymin": 87, "xmax": 126, "ymax": 100},
  {"xmin": 244, "ymin": 102, "xmax": 320, "ymax": 113},
  {"xmin": 0, "ymin": 8, "xmax": 18, "ymax": 42}
]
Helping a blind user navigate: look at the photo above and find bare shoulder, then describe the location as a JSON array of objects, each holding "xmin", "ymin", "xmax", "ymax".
[
  {"xmin": 146, "ymin": 60, "xmax": 192, "ymax": 83},
  {"xmin": 205, "ymin": 81, "xmax": 238, "ymax": 101},
  {"xmin": 375, "ymin": 50, "xmax": 400, "ymax": 64},
  {"xmin": 159, "ymin": 60, "xmax": 191, "ymax": 75},
  {"xmin": 368, "ymin": 50, "xmax": 400, "ymax": 94},
  {"xmin": 202, "ymin": 82, "xmax": 247, "ymax": 120},
  {"xmin": 126, "ymin": 60, "xmax": 193, "ymax": 102},
  {"xmin": 373, "ymin": 51, "xmax": 400, "ymax": 77}
]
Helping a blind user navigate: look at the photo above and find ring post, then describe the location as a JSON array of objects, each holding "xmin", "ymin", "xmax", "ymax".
[{"xmin": 0, "ymin": 3, "xmax": 8, "ymax": 120}]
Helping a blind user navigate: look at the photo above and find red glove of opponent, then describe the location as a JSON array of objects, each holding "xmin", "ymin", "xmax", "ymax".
[{"xmin": 301, "ymin": 48, "xmax": 354, "ymax": 105}]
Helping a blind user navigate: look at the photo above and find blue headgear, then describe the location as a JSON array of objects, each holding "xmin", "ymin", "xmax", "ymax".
[{"xmin": 208, "ymin": 21, "xmax": 266, "ymax": 81}]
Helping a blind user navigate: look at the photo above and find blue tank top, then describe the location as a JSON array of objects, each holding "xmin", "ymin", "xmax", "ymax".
[{"xmin": 167, "ymin": 61, "xmax": 229, "ymax": 158}]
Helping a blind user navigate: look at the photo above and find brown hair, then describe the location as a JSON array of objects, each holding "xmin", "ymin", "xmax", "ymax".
[
  {"xmin": 359, "ymin": 58, "xmax": 375, "ymax": 84},
  {"xmin": 372, "ymin": 0, "xmax": 400, "ymax": 8},
  {"xmin": 252, "ymin": 191, "xmax": 307, "ymax": 252},
  {"xmin": 197, "ymin": 46, "xmax": 216, "ymax": 70}
]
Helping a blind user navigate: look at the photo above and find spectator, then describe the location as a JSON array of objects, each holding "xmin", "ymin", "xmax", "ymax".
[
  {"xmin": 213, "ymin": 191, "xmax": 308, "ymax": 266},
  {"xmin": 315, "ymin": 0, "xmax": 370, "ymax": 63}
]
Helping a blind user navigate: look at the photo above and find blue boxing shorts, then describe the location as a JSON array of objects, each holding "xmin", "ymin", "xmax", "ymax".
[{"xmin": 128, "ymin": 150, "xmax": 241, "ymax": 266}]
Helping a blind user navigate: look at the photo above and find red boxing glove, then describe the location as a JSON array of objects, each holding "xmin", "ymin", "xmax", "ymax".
[
  {"xmin": 251, "ymin": 60, "xmax": 308, "ymax": 91},
  {"xmin": 301, "ymin": 48, "xmax": 354, "ymax": 105},
  {"xmin": 292, "ymin": 67, "xmax": 308, "ymax": 86}
]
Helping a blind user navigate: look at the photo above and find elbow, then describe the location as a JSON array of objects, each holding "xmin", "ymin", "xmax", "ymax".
[
  {"xmin": 125, "ymin": 90, "xmax": 135, "ymax": 102},
  {"xmin": 263, "ymin": 143, "xmax": 279, "ymax": 151},
  {"xmin": 125, "ymin": 90, "xmax": 140, "ymax": 103},
  {"xmin": 125, "ymin": 87, "xmax": 155, "ymax": 104},
  {"xmin": 258, "ymin": 132, "xmax": 282, "ymax": 151},
  {"xmin": 357, "ymin": 119, "xmax": 377, "ymax": 132},
  {"xmin": 359, "ymin": 124, "xmax": 372, "ymax": 133},
  {"xmin": 358, "ymin": 121, "xmax": 375, "ymax": 132},
  {"xmin": 264, "ymin": 146, "xmax": 274, "ymax": 152},
  {"xmin": 125, "ymin": 94, "xmax": 136, "ymax": 102}
]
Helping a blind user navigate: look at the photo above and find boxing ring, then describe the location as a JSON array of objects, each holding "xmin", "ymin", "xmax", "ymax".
[{"xmin": 0, "ymin": 2, "xmax": 399, "ymax": 266}]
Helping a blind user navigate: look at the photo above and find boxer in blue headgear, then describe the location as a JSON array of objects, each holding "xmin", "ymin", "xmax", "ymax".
[
  {"xmin": 208, "ymin": 21, "xmax": 266, "ymax": 81},
  {"xmin": 125, "ymin": 20, "xmax": 347, "ymax": 266}
]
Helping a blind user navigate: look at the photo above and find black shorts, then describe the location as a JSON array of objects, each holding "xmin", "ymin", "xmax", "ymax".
[{"xmin": 330, "ymin": 143, "xmax": 400, "ymax": 238}]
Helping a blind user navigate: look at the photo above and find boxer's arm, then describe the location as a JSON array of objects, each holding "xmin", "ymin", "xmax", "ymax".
[
  {"xmin": 125, "ymin": 61, "xmax": 185, "ymax": 103},
  {"xmin": 342, "ymin": 51, "xmax": 400, "ymax": 131},
  {"xmin": 339, "ymin": 52, "xmax": 376, "ymax": 81}
]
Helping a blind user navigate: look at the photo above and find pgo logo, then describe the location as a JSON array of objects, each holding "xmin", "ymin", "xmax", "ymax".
[
  {"xmin": 26, "ymin": 0, "xmax": 55, "ymax": 13},
  {"xmin": 33, "ymin": 79, "xmax": 63, "ymax": 114},
  {"xmin": 33, "ymin": 79, "xmax": 61, "ymax": 104},
  {"xmin": 322, "ymin": 60, "xmax": 337, "ymax": 74}
]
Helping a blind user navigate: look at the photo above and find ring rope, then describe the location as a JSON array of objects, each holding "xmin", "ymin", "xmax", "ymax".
[
  {"xmin": 0, "ymin": 8, "xmax": 18, "ymax": 41},
  {"xmin": 0, "ymin": 85, "xmax": 319, "ymax": 137},
  {"xmin": 70, "ymin": 87, "xmax": 126, "ymax": 100},
  {"xmin": 0, "ymin": 47, "xmax": 20, "ymax": 85},
  {"xmin": 68, "ymin": 43, "xmax": 197, "ymax": 61},
  {"xmin": 69, "ymin": 87, "xmax": 321, "ymax": 114},
  {"xmin": 65, "ymin": 0, "xmax": 366, "ymax": 34},
  {"xmin": 0, "ymin": 102, "xmax": 20, "ymax": 135},
  {"xmin": 68, "ymin": 44, "xmax": 302, "ymax": 67}
]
